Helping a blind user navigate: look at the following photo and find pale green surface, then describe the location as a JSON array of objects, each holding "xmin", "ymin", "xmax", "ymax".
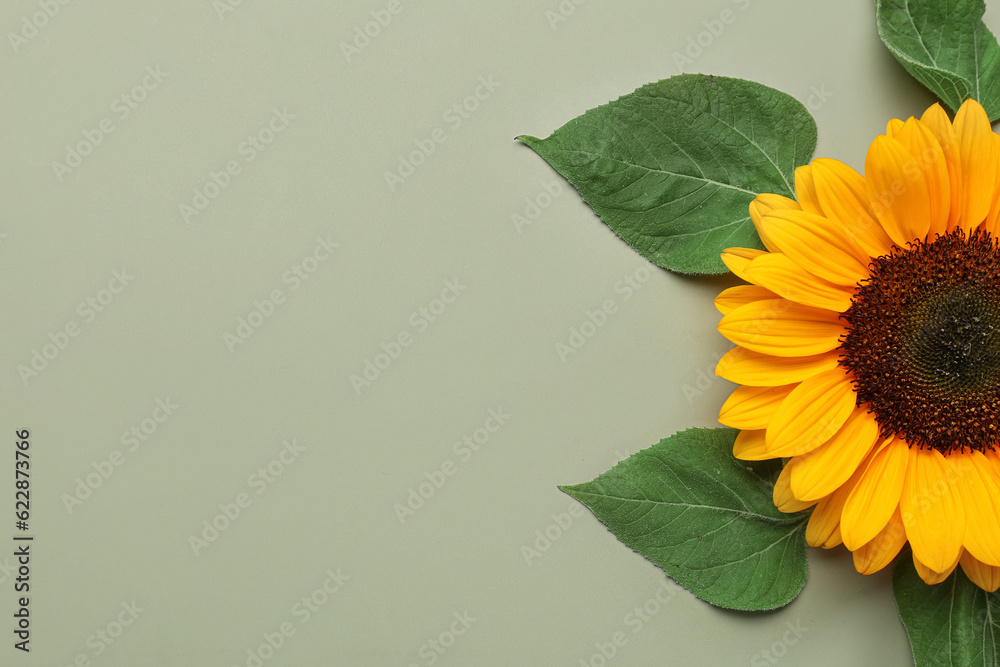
[{"xmin": 0, "ymin": 0, "xmax": 961, "ymax": 665}]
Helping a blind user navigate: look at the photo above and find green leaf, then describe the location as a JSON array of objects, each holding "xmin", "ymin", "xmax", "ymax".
[
  {"xmin": 518, "ymin": 74, "xmax": 816, "ymax": 274},
  {"xmin": 893, "ymin": 552, "xmax": 1000, "ymax": 667},
  {"xmin": 561, "ymin": 427, "xmax": 810, "ymax": 611},
  {"xmin": 876, "ymin": 0, "xmax": 1000, "ymax": 121}
]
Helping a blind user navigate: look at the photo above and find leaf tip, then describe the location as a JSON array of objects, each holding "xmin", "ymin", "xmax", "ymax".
[
  {"xmin": 559, "ymin": 483, "xmax": 585, "ymax": 499},
  {"xmin": 516, "ymin": 134, "xmax": 543, "ymax": 149}
]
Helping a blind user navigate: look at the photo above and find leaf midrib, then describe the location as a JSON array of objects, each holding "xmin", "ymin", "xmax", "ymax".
[
  {"xmin": 550, "ymin": 146, "xmax": 759, "ymax": 197},
  {"xmin": 567, "ymin": 487, "xmax": 805, "ymax": 526}
]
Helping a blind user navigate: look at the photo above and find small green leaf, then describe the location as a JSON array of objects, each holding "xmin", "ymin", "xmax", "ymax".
[
  {"xmin": 518, "ymin": 74, "xmax": 816, "ymax": 274},
  {"xmin": 876, "ymin": 0, "xmax": 1000, "ymax": 121},
  {"xmin": 561, "ymin": 427, "xmax": 810, "ymax": 611},
  {"xmin": 893, "ymin": 551, "xmax": 1000, "ymax": 666}
]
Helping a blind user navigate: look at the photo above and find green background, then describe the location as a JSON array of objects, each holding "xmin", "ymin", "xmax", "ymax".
[{"xmin": 0, "ymin": 0, "xmax": 971, "ymax": 664}]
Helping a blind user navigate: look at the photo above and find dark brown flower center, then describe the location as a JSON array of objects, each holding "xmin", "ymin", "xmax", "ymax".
[{"xmin": 839, "ymin": 228, "xmax": 1000, "ymax": 454}]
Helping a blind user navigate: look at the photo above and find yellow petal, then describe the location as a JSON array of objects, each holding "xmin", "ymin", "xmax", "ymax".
[
  {"xmin": 714, "ymin": 285, "xmax": 777, "ymax": 315},
  {"xmin": 960, "ymin": 551, "xmax": 1000, "ymax": 592},
  {"xmin": 787, "ymin": 406, "xmax": 880, "ymax": 502},
  {"xmin": 951, "ymin": 451, "xmax": 1000, "ymax": 567},
  {"xmin": 721, "ymin": 247, "xmax": 768, "ymax": 281},
  {"xmin": 773, "ymin": 463, "xmax": 817, "ymax": 513},
  {"xmin": 913, "ymin": 550, "xmax": 961, "ymax": 585},
  {"xmin": 807, "ymin": 490, "xmax": 847, "ymax": 548},
  {"xmin": 865, "ymin": 134, "xmax": 933, "ymax": 246},
  {"xmin": 891, "ymin": 117, "xmax": 951, "ymax": 239},
  {"xmin": 749, "ymin": 192, "xmax": 801, "ymax": 216},
  {"xmin": 901, "ymin": 446, "xmax": 966, "ymax": 574},
  {"xmin": 718, "ymin": 299, "xmax": 845, "ymax": 358},
  {"xmin": 952, "ymin": 98, "xmax": 1000, "ymax": 233},
  {"xmin": 732, "ymin": 429, "xmax": 771, "ymax": 461},
  {"xmin": 765, "ymin": 368, "xmax": 857, "ymax": 457},
  {"xmin": 719, "ymin": 384, "xmax": 795, "ymax": 430},
  {"xmin": 981, "ymin": 448, "xmax": 1000, "ymax": 483},
  {"xmin": 821, "ymin": 524, "xmax": 843, "ymax": 549},
  {"xmin": 805, "ymin": 447, "xmax": 872, "ymax": 549},
  {"xmin": 980, "ymin": 179, "xmax": 1000, "ymax": 237},
  {"xmin": 793, "ymin": 165, "xmax": 824, "ymax": 215},
  {"xmin": 841, "ymin": 436, "xmax": 909, "ymax": 550},
  {"xmin": 749, "ymin": 194, "xmax": 802, "ymax": 253},
  {"xmin": 807, "ymin": 497, "xmax": 844, "ymax": 548},
  {"xmin": 920, "ymin": 103, "xmax": 964, "ymax": 231},
  {"xmin": 853, "ymin": 507, "xmax": 907, "ymax": 575},
  {"xmin": 810, "ymin": 157, "xmax": 895, "ymax": 258},
  {"xmin": 715, "ymin": 347, "xmax": 841, "ymax": 386},
  {"xmin": 743, "ymin": 252, "xmax": 855, "ymax": 312},
  {"xmin": 755, "ymin": 209, "xmax": 870, "ymax": 286},
  {"xmin": 885, "ymin": 117, "xmax": 905, "ymax": 138}
]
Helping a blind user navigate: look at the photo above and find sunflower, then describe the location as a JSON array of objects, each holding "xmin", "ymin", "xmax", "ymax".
[{"xmin": 715, "ymin": 98, "xmax": 1000, "ymax": 591}]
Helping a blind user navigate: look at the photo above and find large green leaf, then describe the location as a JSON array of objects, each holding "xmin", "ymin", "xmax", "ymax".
[
  {"xmin": 893, "ymin": 551, "xmax": 1000, "ymax": 666},
  {"xmin": 876, "ymin": 0, "xmax": 1000, "ymax": 120},
  {"xmin": 518, "ymin": 74, "xmax": 816, "ymax": 274},
  {"xmin": 561, "ymin": 428, "xmax": 810, "ymax": 611}
]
